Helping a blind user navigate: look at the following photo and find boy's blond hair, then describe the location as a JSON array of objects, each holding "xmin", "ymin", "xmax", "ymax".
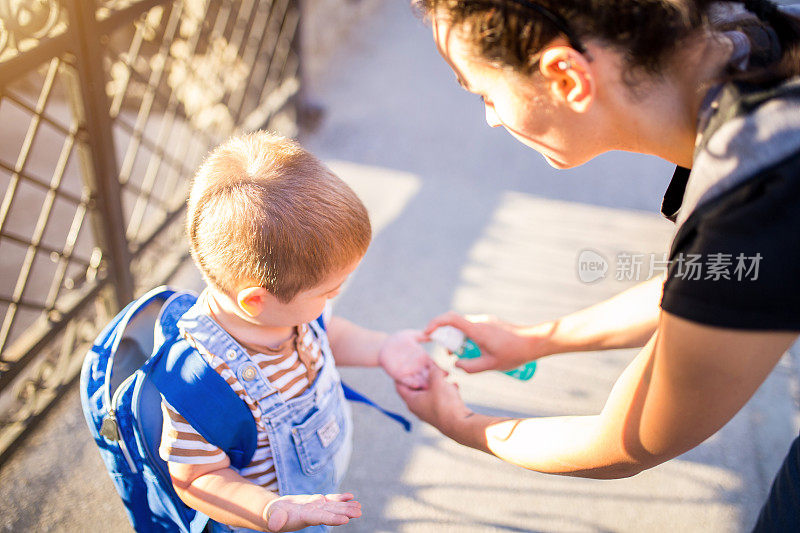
[{"xmin": 187, "ymin": 131, "xmax": 371, "ymax": 302}]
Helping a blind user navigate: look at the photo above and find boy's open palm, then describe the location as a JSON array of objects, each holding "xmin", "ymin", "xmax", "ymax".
[
  {"xmin": 264, "ymin": 493, "xmax": 361, "ymax": 532},
  {"xmin": 379, "ymin": 330, "xmax": 432, "ymax": 390}
]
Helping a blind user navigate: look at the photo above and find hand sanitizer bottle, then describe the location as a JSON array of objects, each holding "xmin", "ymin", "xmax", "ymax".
[{"xmin": 430, "ymin": 326, "xmax": 537, "ymax": 381}]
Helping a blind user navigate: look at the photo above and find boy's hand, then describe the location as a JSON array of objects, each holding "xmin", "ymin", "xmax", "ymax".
[
  {"xmin": 263, "ymin": 493, "xmax": 361, "ymax": 532},
  {"xmin": 378, "ymin": 330, "xmax": 432, "ymax": 390}
]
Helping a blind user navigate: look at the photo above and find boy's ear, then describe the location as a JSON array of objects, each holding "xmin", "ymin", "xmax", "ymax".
[
  {"xmin": 236, "ymin": 286, "xmax": 269, "ymax": 318},
  {"xmin": 539, "ymin": 46, "xmax": 594, "ymax": 113}
]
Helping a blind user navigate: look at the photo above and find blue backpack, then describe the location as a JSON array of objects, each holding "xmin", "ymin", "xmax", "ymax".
[{"xmin": 80, "ymin": 286, "xmax": 409, "ymax": 533}]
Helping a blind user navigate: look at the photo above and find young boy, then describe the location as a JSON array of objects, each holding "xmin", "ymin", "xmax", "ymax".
[{"xmin": 160, "ymin": 132, "xmax": 431, "ymax": 532}]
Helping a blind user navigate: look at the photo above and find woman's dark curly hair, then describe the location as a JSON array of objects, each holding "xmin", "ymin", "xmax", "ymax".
[{"xmin": 414, "ymin": 0, "xmax": 800, "ymax": 84}]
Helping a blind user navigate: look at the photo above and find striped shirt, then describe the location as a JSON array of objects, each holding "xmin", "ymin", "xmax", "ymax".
[{"xmin": 159, "ymin": 318, "xmax": 325, "ymax": 492}]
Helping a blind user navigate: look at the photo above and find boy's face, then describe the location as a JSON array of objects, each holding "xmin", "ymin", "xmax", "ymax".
[{"xmin": 238, "ymin": 258, "xmax": 362, "ymax": 327}]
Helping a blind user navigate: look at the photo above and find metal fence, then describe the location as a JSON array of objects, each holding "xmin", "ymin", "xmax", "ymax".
[{"xmin": 0, "ymin": 0, "xmax": 302, "ymax": 465}]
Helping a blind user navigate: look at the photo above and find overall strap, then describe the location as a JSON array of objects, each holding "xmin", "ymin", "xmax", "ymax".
[
  {"xmin": 178, "ymin": 303, "xmax": 286, "ymax": 416},
  {"xmin": 149, "ymin": 292, "xmax": 258, "ymax": 469}
]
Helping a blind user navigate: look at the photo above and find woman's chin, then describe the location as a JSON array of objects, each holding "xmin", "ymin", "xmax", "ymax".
[{"xmin": 542, "ymin": 154, "xmax": 573, "ymax": 169}]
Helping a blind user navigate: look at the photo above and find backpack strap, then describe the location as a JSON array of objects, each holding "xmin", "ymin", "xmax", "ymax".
[
  {"xmin": 310, "ymin": 314, "xmax": 412, "ymax": 432},
  {"xmin": 99, "ymin": 286, "xmax": 178, "ymax": 414},
  {"xmin": 695, "ymin": 78, "xmax": 800, "ymax": 158},
  {"xmin": 676, "ymin": 76, "xmax": 800, "ymax": 227},
  {"xmin": 148, "ymin": 292, "xmax": 258, "ymax": 469}
]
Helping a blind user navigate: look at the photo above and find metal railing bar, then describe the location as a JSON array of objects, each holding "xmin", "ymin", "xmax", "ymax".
[
  {"xmin": 115, "ymin": 5, "xmax": 183, "ymax": 192},
  {"xmin": 0, "ymin": 160, "xmax": 85, "ymax": 207},
  {"xmin": 1, "ymin": 0, "xmax": 305, "ymax": 468},
  {"xmin": 107, "ymin": 5, "xmax": 155, "ymax": 119},
  {"xmin": 0, "ymin": 278, "xmax": 106, "ymax": 390},
  {"xmin": 113, "ymin": 116, "xmax": 199, "ymax": 178},
  {"xmin": 0, "ymin": 32, "xmax": 72, "ymax": 86},
  {"xmin": 0, "ymin": 231, "xmax": 91, "ymax": 268},
  {"xmin": 232, "ymin": 0, "xmax": 288, "ymax": 123},
  {"xmin": 139, "ymin": 122, "xmax": 200, "ymax": 227},
  {"xmin": 0, "ymin": 134, "xmax": 85, "ymax": 342},
  {"xmin": 44, "ymin": 204, "xmax": 92, "ymax": 309},
  {"xmin": 236, "ymin": 0, "xmax": 292, "ymax": 124},
  {"xmin": 0, "ymin": 345, "xmax": 84, "ymax": 466},
  {"xmin": 103, "ymin": 22, "xmax": 223, "ymax": 150},
  {"xmin": 238, "ymin": 75, "xmax": 298, "ymax": 134},
  {"xmin": 246, "ymin": 1, "xmax": 296, "ymax": 124},
  {"xmin": 124, "ymin": 89, "xmax": 186, "ymax": 240},
  {"xmin": 66, "ymin": 0, "xmax": 134, "ymax": 307},
  {"xmin": 94, "ymin": 0, "xmax": 167, "ymax": 37},
  {"xmin": 116, "ymin": 86, "xmax": 165, "ymax": 191},
  {"xmin": 0, "ymin": 59, "xmax": 71, "ymax": 356},
  {"xmin": 114, "ymin": 0, "xmax": 235, "ymax": 130},
  {"xmin": 26, "ymin": 133, "xmax": 80, "ymax": 256},
  {"xmin": 227, "ymin": 0, "xmax": 274, "ymax": 118},
  {"xmin": 1, "ymin": 244, "xmax": 51, "ymax": 356},
  {"xmin": 0, "ymin": 59, "xmax": 62, "ymax": 235},
  {"xmin": 173, "ymin": 0, "xmax": 237, "ymax": 123},
  {"xmin": 2, "ymin": 93, "xmax": 73, "ymax": 139},
  {"xmin": 129, "ymin": 203, "xmax": 184, "ymax": 258},
  {"xmin": 120, "ymin": 180, "xmax": 171, "ymax": 213},
  {"xmin": 138, "ymin": 105, "xmax": 212, "ymax": 228},
  {"xmin": 0, "ymin": 296, "xmax": 49, "ymax": 312},
  {"xmin": 229, "ymin": 0, "xmax": 259, "ymax": 59}
]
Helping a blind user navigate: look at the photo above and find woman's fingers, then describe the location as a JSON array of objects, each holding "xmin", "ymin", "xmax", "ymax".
[
  {"xmin": 427, "ymin": 364, "xmax": 449, "ymax": 385},
  {"xmin": 423, "ymin": 311, "xmax": 474, "ymax": 336},
  {"xmin": 454, "ymin": 356, "xmax": 496, "ymax": 373},
  {"xmin": 412, "ymin": 329, "xmax": 429, "ymax": 343}
]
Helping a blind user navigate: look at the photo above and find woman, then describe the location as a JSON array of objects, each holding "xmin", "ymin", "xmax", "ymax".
[{"xmin": 397, "ymin": 1, "xmax": 800, "ymax": 530}]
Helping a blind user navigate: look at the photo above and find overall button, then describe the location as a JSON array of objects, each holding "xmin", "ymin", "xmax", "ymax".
[
  {"xmin": 225, "ymin": 349, "xmax": 237, "ymax": 361},
  {"xmin": 241, "ymin": 365, "xmax": 257, "ymax": 381}
]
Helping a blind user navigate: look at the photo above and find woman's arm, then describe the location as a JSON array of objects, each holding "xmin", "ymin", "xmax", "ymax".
[
  {"xmin": 423, "ymin": 274, "xmax": 666, "ymax": 373},
  {"xmin": 539, "ymin": 272, "xmax": 666, "ymax": 353},
  {"xmin": 400, "ymin": 312, "xmax": 798, "ymax": 478}
]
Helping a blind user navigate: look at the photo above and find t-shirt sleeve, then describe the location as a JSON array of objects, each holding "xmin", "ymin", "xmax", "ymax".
[
  {"xmin": 159, "ymin": 399, "xmax": 227, "ymax": 465},
  {"xmin": 660, "ymin": 159, "xmax": 800, "ymax": 331}
]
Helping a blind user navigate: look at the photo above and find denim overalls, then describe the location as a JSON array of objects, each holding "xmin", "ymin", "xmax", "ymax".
[{"xmin": 177, "ymin": 306, "xmax": 353, "ymax": 533}]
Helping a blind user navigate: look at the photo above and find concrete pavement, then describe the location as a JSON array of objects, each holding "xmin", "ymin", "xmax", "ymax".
[
  {"xmin": 302, "ymin": 2, "xmax": 800, "ymax": 532},
  {"xmin": 2, "ymin": 2, "xmax": 799, "ymax": 532}
]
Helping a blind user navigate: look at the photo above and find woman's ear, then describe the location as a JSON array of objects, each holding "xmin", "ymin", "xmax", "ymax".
[
  {"xmin": 539, "ymin": 46, "xmax": 595, "ymax": 113},
  {"xmin": 236, "ymin": 286, "xmax": 269, "ymax": 318}
]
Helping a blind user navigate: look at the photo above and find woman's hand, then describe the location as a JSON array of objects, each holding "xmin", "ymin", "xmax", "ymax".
[
  {"xmin": 424, "ymin": 312, "xmax": 553, "ymax": 373},
  {"xmin": 395, "ymin": 364, "xmax": 474, "ymax": 440}
]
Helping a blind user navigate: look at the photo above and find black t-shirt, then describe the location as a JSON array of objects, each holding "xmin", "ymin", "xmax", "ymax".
[
  {"xmin": 657, "ymin": 12, "xmax": 800, "ymax": 331},
  {"xmin": 660, "ymin": 150, "xmax": 800, "ymax": 331}
]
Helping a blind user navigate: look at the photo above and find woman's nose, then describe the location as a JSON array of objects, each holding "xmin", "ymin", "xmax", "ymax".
[{"xmin": 484, "ymin": 102, "xmax": 502, "ymax": 128}]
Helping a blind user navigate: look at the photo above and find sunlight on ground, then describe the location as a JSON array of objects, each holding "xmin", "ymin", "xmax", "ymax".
[{"xmin": 327, "ymin": 160, "xmax": 422, "ymax": 236}]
